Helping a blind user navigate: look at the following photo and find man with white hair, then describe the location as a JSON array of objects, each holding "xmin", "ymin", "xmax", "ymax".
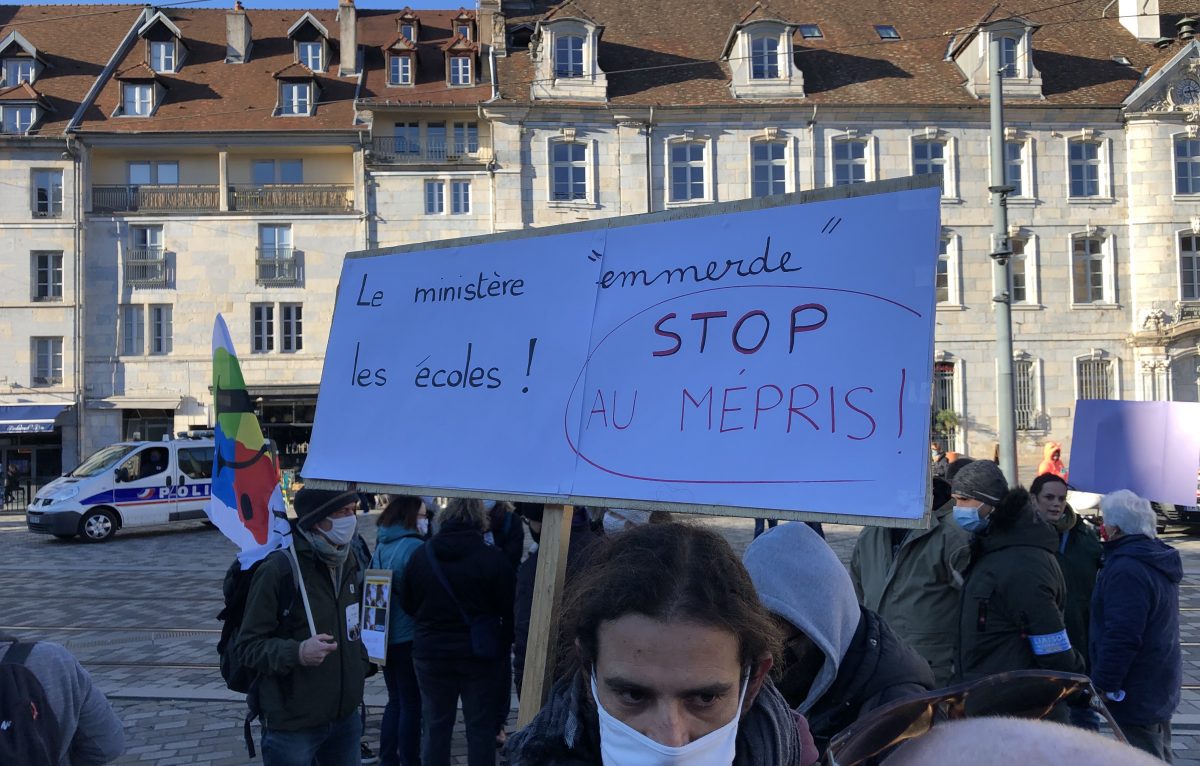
[{"xmin": 1090, "ymin": 489, "xmax": 1182, "ymax": 762}]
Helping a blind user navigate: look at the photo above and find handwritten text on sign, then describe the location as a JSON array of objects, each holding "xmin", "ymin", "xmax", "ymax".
[{"xmin": 304, "ymin": 183, "xmax": 940, "ymax": 520}]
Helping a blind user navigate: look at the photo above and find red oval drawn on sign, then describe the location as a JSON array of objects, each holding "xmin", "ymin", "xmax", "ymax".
[{"xmin": 562, "ymin": 284, "xmax": 924, "ymax": 486}]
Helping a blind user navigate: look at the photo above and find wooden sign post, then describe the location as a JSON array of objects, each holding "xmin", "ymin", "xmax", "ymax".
[{"xmin": 516, "ymin": 504, "xmax": 574, "ymax": 727}]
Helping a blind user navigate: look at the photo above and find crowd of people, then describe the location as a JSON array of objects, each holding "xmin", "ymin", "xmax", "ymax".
[
  {"xmin": 5, "ymin": 457, "xmax": 1184, "ymax": 766},
  {"xmin": 222, "ymin": 450, "xmax": 1182, "ymax": 766}
]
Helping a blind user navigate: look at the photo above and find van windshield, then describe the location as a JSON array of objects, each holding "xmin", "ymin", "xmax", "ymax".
[{"xmin": 70, "ymin": 445, "xmax": 138, "ymax": 477}]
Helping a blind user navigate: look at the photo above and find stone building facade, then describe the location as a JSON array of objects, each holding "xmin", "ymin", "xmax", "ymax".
[{"xmin": 0, "ymin": 0, "xmax": 1197, "ymax": 488}]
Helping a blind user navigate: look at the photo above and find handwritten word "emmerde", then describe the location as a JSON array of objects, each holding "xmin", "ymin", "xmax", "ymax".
[
  {"xmin": 596, "ymin": 237, "xmax": 801, "ymax": 290},
  {"xmin": 413, "ymin": 272, "xmax": 526, "ymax": 304}
]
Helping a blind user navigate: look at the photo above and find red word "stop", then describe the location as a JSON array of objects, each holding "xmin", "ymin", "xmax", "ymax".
[{"xmin": 652, "ymin": 304, "xmax": 829, "ymax": 357}]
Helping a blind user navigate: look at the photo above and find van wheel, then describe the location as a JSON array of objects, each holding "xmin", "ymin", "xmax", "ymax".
[{"xmin": 80, "ymin": 509, "xmax": 117, "ymax": 542}]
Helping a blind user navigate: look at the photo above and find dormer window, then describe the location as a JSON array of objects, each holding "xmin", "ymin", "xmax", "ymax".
[
  {"xmin": 4, "ymin": 58, "xmax": 33, "ymax": 85},
  {"xmin": 952, "ymin": 19, "xmax": 1042, "ymax": 98},
  {"xmin": 286, "ymin": 13, "xmax": 329, "ymax": 74},
  {"xmin": 449, "ymin": 56, "xmax": 472, "ymax": 86},
  {"xmin": 123, "ymin": 83, "xmax": 153, "ymax": 116},
  {"xmin": 390, "ymin": 54, "xmax": 413, "ymax": 85},
  {"xmin": 280, "ymin": 82, "xmax": 312, "ymax": 115},
  {"xmin": 138, "ymin": 12, "xmax": 186, "ymax": 74},
  {"xmin": 149, "ymin": 41, "xmax": 176, "ymax": 73},
  {"xmin": 724, "ymin": 14, "xmax": 803, "ymax": 99},
  {"xmin": 2, "ymin": 105, "xmax": 34, "ymax": 134},
  {"xmin": 298, "ymin": 41, "xmax": 323, "ymax": 71},
  {"xmin": 457, "ymin": 22, "xmax": 471, "ymax": 40},
  {"xmin": 555, "ymin": 35, "xmax": 584, "ymax": 78},
  {"xmin": 397, "ymin": 9, "xmax": 421, "ymax": 43},
  {"xmin": 750, "ymin": 35, "xmax": 780, "ymax": 79},
  {"xmin": 532, "ymin": 9, "xmax": 608, "ymax": 102}
]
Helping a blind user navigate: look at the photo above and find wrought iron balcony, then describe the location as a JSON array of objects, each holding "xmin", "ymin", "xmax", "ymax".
[
  {"xmin": 368, "ymin": 137, "xmax": 492, "ymax": 165},
  {"xmin": 256, "ymin": 247, "xmax": 300, "ymax": 286},
  {"xmin": 93, "ymin": 185, "xmax": 221, "ymax": 213},
  {"xmin": 228, "ymin": 184, "xmax": 353, "ymax": 213},
  {"xmin": 125, "ymin": 246, "xmax": 168, "ymax": 288}
]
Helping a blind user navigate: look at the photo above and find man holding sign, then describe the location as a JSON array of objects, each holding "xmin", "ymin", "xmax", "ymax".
[{"xmin": 237, "ymin": 488, "xmax": 370, "ymax": 766}]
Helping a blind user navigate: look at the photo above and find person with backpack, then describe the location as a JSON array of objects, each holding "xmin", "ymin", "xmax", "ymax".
[
  {"xmin": 370, "ymin": 496, "xmax": 428, "ymax": 766},
  {"xmin": 237, "ymin": 488, "xmax": 370, "ymax": 766},
  {"xmin": 0, "ymin": 634, "xmax": 125, "ymax": 766},
  {"xmin": 401, "ymin": 498, "xmax": 515, "ymax": 766}
]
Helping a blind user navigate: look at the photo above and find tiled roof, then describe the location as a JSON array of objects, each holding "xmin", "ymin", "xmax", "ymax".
[
  {"xmin": 273, "ymin": 61, "xmax": 316, "ymax": 79},
  {"xmin": 440, "ymin": 33, "xmax": 479, "ymax": 53},
  {"xmin": 496, "ymin": 0, "xmax": 1176, "ymax": 107},
  {"xmin": 115, "ymin": 62, "xmax": 156, "ymax": 80},
  {"xmin": 0, "ymin": 4, "xmax": 143, "ymax": 135},
  {"xmin": 382, "ymin": 34, "xmax": 417, "ymax": 52},
  {"xmin": 356, "ymin": 8, "xmax": 491, "ymax": 106},
  {"xmin": 0, "ymin": 80, "xmax": 44, "ymax": 104},
  {"xmin": 77, "ymin": 7, "xmax": 361, "ymax": 133},
  {"xmin": 737, "ymin": 3, "xmax": 793, "ymax": 27}
]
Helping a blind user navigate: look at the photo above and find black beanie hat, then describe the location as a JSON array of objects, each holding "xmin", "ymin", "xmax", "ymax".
[{"xmin": 295, "ymin": 488, "xmax": 359, "ymax": 530}]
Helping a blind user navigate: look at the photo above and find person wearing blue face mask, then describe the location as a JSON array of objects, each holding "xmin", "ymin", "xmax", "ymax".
[
  {"xmin": 953, "ymin": 461, "xmax": 1085, "ymax": 696},
  {"xmin": 505, "ymin": 522, "xmax": 819, "ymax": 766}
]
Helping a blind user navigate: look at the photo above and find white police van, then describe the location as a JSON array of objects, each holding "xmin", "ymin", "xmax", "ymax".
[{"xmin": 26, "ymin": 432, "xmax": 216, "ymax": 542}]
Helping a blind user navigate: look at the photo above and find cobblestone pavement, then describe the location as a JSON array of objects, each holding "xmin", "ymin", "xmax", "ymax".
[{"xmin": 3, "ymin": 510, "xmax": 1200, "ymax": 764}]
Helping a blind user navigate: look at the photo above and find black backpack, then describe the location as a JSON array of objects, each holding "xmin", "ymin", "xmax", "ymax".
[
  {"xmin": 216, "ymin": 549, "xmax": 300, "ymax": 756},
  {"xmin": 0, "ymin": 637, "xmax": 61, "ymax": 766}
]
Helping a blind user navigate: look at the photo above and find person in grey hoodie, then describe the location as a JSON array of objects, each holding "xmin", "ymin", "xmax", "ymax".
[
  {"xmin": 744, "ymin": 522, "xmax": 934, "ymax": 755},
  {"xmin": 0, "ymin": 635, "xmax": 125, "ymax": 765}
]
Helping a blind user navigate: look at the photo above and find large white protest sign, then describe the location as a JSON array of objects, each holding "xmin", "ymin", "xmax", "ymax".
[{"xmin": 303, "ymin": 177, "xmax": 940, "ymax": 523}]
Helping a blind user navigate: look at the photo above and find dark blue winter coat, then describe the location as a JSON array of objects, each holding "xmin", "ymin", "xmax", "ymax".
[{"xmin": 1088, "ymin": 534, "xmax": 1183, "ymax": 726}]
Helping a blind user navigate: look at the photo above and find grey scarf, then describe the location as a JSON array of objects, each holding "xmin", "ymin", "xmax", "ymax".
[{"xmin": 506, "ymin": 670, "xmax": 805, "ymax": 766}]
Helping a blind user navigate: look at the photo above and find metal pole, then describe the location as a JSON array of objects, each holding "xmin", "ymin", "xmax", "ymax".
[{"xmin": 988, "ymin": 32, "xmax": 1018, "ymax": 486}]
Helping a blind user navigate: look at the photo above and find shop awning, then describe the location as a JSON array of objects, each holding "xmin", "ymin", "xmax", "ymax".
[{"xmin": 0, "ymin": 404, "xmax": 69, "ymax": 434}]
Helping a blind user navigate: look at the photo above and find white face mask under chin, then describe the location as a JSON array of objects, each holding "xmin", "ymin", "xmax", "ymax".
[{"xmin": 591, "ymin": 672, "xmax": 749, "ymax": 766}]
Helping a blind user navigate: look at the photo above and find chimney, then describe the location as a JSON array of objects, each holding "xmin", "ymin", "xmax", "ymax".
[
  {"xmin": 339, "ymin": 0, "xmax": 358, "ymax": 76},
  {"xmin": 225, "ymin": 1, "xmax": 253, "ymax": 63},
  {"xmin": 1118, "ymin": 0, "xmax": 1160, "ymax": 42},
  {"xmin": 479, "ymin": 0, "xmax": 505, "ymax": 56}
]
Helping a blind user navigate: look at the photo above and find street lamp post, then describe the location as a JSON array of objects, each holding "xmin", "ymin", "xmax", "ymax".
[{"xmin": 988, "ymin": 28, "xmax": 1018, "ymax": 485}]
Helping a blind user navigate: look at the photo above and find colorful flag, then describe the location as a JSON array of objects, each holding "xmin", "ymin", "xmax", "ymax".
[{"xmin": 205, "ymin": 314, "xmax": 291, "ymax": 567}]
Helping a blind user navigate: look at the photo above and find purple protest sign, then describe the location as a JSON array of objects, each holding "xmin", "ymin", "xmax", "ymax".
[{"xmin": 1069, "ymin": 400, "xmax": 1200, "ymax": 507}]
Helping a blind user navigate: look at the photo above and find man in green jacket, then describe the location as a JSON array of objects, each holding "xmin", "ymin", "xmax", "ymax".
[
  {"xmin": 953, "ymin": 461, "xmax": 1084, "ymax": 693},
  {"xmin": 851, "ymin": 477, "xmax": 971, "ymax": 687},
  {"xmin": 238, "ymin": 488, "xmax": 370, "ymax": 766}
]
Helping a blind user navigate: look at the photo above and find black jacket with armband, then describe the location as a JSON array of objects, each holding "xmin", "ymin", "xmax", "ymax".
[{"xmin": 958, "ymin": 489, "xmax": 1085, "ymax": 682}]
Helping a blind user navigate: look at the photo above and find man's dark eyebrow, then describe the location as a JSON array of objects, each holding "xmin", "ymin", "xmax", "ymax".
[
  {"xmin": 603, "ymin": 676, "xmax": 734, "ymax": 698},
  {"xmin": 604, "ymin": 676, "xmax": 653, "ymax": 696},
  {"xmin": 680, "ymin": 682, "xmax": 734, "ymax": 698}
]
